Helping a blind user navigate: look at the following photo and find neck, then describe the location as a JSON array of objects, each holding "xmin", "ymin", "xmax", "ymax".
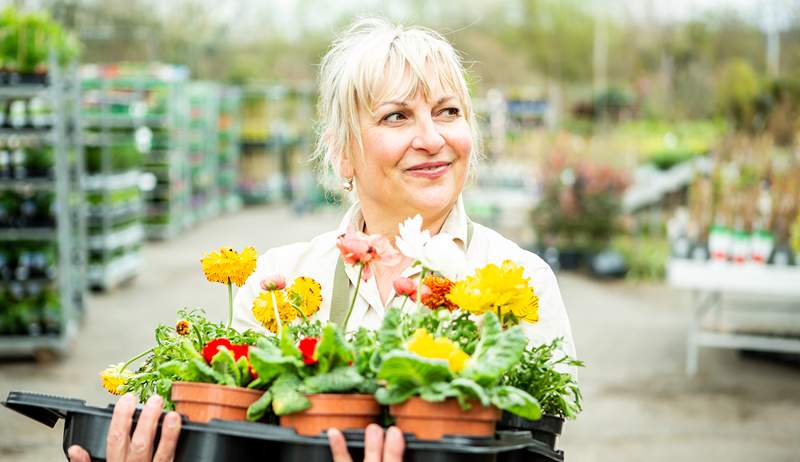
[{"xmin": 360, "ymin": 203, "xmax": 452, "ymax": 243}]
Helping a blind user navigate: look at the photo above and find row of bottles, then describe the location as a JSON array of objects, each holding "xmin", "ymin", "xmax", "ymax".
[
  {"xmin": 0, "ymin": 138, "xmax": 54, "ymax": 180},
  {"xmin": 0, "ymin": 97, "xmax": 53, "ymax": 129},
  {"xmin": 0, "ymin": 243, "xmax": 57, "ymax": 281},
  {"xmin": 0, "ymin": 284, "xmax": 61, "ymax": 336},
  {"xmin": 0, "ymin": 191, "xmax": 56, "ymax": 228}
]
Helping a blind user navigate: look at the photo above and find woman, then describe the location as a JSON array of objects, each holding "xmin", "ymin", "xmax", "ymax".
[{"xmin": 69, "ymin": 17, "xmax": 574, "ymax": 462}]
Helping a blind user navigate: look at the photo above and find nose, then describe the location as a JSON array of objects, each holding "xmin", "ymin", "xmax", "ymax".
[{"xmin": 410, "ymin": 115, "xmax": 445, "ymax": 154}]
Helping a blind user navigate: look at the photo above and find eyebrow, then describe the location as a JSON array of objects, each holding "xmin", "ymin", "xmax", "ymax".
[{"xmin": 376, "ymin": 96, "xmax": 457, "ymax": 109}]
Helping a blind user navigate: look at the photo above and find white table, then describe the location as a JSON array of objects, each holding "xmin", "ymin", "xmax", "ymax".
[{"xmin": 667, "ymin": 259, "xmax": 800, "ymax": 375}]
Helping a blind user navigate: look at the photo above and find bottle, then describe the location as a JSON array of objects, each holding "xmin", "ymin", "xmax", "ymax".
[
  {"xmin": 0, "ymin": 149, "xmax": 10, "ymax": 179},
  {"xmin": 15, "ymin": 251, "xmax": 31, "ymax": 281},
  {"xmin": 29, "ymin": 97, "xmax": 49, "ymax": 128},
  {"xmin": 9, "ymin": 100, "xmax": 27, "ymax": 128},
  {"xmin": 12, "ymin": 148, "xmax": 26, "ymax": 180}
]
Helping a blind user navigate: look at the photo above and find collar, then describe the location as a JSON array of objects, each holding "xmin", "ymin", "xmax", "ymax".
[{"xmin": 337, "ymin": 195, "xmax": 469, "ymax": 250}]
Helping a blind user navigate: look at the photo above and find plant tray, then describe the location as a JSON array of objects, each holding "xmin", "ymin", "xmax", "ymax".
[{"xmin": 3, "ymin": 391, "xmax": 563, "ymax": 462}]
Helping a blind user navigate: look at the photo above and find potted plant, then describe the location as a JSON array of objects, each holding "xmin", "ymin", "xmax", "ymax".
[
  {"xmin": 498, "ymin": 338, "xmax": 584, "ymax": 449},
  {"xmin": 372, "ymin": 307, "xmax": 541, "ymax": 440}
]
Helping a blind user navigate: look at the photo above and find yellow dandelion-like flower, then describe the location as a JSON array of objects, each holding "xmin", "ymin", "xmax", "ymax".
[
  {"xmin": 287, "ymin": 276, "xmax": 323, "ymax": 318},
  {"xmin": 406, "ymin": 328, "xmax": 470, "ymax": 373},
  {"xmin": 252, "ymin": 290, "xmax": 298, "ymax": 333},
  {"xmin": 201, "ymin": 246, "xmax": 258, "ymax": 287},
  {"xmin": 175, "ymin": 320, "xmax": 191, "ymax": 336},
  {"xmin": 447, "ymin": 260, "xmax": 539, "ymax": 325},
  {"xmin": 99, "ymin": 363, "xmax": 134, "ymax": 396}
]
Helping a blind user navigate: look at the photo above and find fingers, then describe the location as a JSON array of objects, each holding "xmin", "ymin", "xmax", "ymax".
[
  {"xmin": 327, "ymin": 428, "xmax": 353, "ymax": 462},
  {"xmin": 106, "ymin": 393, "xmax": 137, "ymax": 460},
  {"xmin": 152, "ymin": 411, "xmax": 181, "ymax": 462},
  {"xmin": 363, "ymin": 424, "xmax": 384, "ymax": 462},
  {"xmin": 383, "ymin": 426, "xmax": 405, "ymax": 462},
  {"xmin": 127, "ymin": 394, "xmax": 163, "ymax": 462},
  {"xmin": 67, "ymin": 445, "xmax": 91, "ymax": 462}
]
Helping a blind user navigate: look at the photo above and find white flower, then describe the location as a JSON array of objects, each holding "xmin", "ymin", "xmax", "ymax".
[{"xmin": 395, "ymin": 215, "xmax": 467, "ymax": 279}]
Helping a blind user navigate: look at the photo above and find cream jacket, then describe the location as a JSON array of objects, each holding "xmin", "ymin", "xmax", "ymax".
[{"xmin": 232, "ymin": 198, "xmax": 576, "ymax": 362}]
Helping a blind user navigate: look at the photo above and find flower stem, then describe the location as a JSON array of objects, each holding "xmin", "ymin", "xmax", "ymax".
[
  {"xmin": 270, "ymin": 290, "xmax": 283, "ymax": 337},
  {"xmin": 342, "ymin": 264, "xmax": 363, "ymax": 331},
  {"xmin": 227, "ymin": 279, "xmax": 233, "ymax": 330},
  {"xmin": 399, "ymin": 296, "xmax": 408, "ymax": 313},
  {"xmin": 415, "ymin": 269, "xmax": 427, "ymax": 313},
  {"xmin": 122, "ymin": 347, "xmax": 154, "ymax": 372}
]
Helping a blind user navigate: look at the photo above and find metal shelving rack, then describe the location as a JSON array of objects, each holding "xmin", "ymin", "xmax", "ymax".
[
  {"xmin": 186, "ymin": 81, "xmax": 220, "ymax": 224},
  {"xmin": 0, "ymin": 60, "xmax": 85, "ymax": 357},
  {"xmin": 80, "ymin": 66, "xmax": 148, "ymax": 290},
  {"xmin": 218, "ymin": 86, "xmax": 242, "ymax": 213}
]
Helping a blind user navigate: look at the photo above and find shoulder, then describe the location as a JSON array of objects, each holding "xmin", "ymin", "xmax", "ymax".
[
  {"xmin": 470, "ymin": 221, "xmax": 551, "ymax": 275},
  {"xmin": 255, "ymin": 229, "xmax": 341, "ymax": 275}
]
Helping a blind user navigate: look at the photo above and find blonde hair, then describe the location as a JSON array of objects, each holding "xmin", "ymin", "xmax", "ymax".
[{"xmin": 314, "ymin": 17, "xmax": 482, "ymax": 181}]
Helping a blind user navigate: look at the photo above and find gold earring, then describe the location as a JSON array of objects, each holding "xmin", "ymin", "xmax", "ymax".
[{"xmin": 342, "ymin": 177, "xmax": 354, "ymax": 192}]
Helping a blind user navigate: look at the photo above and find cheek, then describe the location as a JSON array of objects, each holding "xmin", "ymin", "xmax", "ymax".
[
  {"xmin": 362, "ymin": 130, "xmax": 410, "ymax": 171},
  {"xmin": 444, "ymin": 125, "xmax": 472, "ymax": 161}
]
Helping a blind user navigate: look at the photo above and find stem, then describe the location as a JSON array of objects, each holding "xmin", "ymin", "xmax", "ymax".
[
  {"xmin": 191, "ymin": 323, "xmax": 204, "ymax": 347},
  {"xmin": 415, "ymin": 269, "xmax": 427, "ymax": 313},
  {"xmin": 342, "ymin": 264, "xmax": 363, "ymax": 331},
  {"xmin": 270, "ymin": 290, "xmax": 283, "ymax": 337},
  {"xmin": 398, "ymin": 296, "xmax": 408, "ymax": 313},
  {"xmin": 122, "ymin": 347, "xmax": 154, "ymax": 372},
  {"xmin": 227, "ymin": 280, "xmax": 233, "ymax": 330}
]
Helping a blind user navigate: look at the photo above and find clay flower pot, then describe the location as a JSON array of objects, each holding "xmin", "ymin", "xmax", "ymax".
[
  {"xmin": 171, "ymin": 381, "xmax": 263, "ymax": 423},
  {"xmin": 280, "ymin": 393, "xmax": 381, "ymax": 436},
  {"xmin": 389, "ymin": 397, "xmax": 501, "ymax": 440}
]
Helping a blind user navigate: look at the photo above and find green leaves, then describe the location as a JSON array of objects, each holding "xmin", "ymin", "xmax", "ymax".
[
  {"xmin": 249, "ymin": 344, "xmax": 302, "ymax": 385},
  {"xmin": 377, "ymin": 308, "xmax": 404, "ymax": 356},
  {"xmin": 377, "ymin": 351, "xmax": 452, "ymax": 389},
  {"xmin": 271, "ymin": 373, "xmax": 311, "ymax": 416},
  {"xmin": 210, "ymin": 348, "xmax": 238, "ymax": 386},
  {"xmin": 246, "ymin": 391, "xmax": 272, "ymax": 422},
  {"xmin": 490, "ymin": 386, "xmax": 541, "ymax": 421},
  {"xmin": 303, "ymin": 366, "xmax": 365, "ymax": 394},
  {"xmin": 314, "ymin": 324, "xmax": 353, "ymax": 374},
  {"xmin": 461, "ymin": 313, "xmax": 527, "ymax": 387}
]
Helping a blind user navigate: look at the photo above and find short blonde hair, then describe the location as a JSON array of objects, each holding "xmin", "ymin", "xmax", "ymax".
[{"xmin": 314, "ymin": 17, "xmax": 482, "ymax": 180}]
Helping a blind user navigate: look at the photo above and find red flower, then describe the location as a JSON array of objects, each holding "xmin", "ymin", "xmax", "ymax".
[
  {"xmin": 202, "ymin": 338, "xmax": 233, "ymax": 363},
  {"xmin": 298, "ymin": 337, "xmax": 320, "ymax": 365},
  {"xmin": 393, "ymin": 277, "xmax": 417, "ymax": 297}
]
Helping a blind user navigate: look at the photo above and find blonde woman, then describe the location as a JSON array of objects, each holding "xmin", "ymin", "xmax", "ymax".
[{"xmin": 69, "ymin": 17, "xmax": 575, "ymax": 462}]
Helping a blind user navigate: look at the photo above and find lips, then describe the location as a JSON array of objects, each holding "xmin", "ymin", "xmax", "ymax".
[
  {"xmin": 405, "ymin": 161, "xmax": 452, "ymax": 172},
  {"xmin": 404, "ymin": 161, "xmax": 452, "ymax": 180}
]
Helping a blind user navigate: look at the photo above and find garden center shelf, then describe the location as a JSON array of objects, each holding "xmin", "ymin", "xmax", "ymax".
[
  {"xmin": 2, "ymin": 391, "xmax": 564, "ymax": 462},
  {"xmin": 0, "ymin": 61, "xmax": 86, "ymax": 358},
  {"xmin": 667, "ymin": 258, "xmax": 800, "ymax": 375}
]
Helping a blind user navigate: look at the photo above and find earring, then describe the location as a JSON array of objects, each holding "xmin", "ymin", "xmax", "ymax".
[{"xmin": 342, "ymin": 177, "xmax": 354, "ymax": 192}]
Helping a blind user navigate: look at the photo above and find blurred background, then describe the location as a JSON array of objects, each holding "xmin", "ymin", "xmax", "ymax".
[{"xmin": 0, "ymin": 0, "xmax": 799, "ymax": 460}]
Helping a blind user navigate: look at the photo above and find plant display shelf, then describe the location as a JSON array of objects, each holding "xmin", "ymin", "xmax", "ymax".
[
  {"xmin": 0, "ymin": 62, "xmax": 85, "ymax": 358},
  {"xmin": 218, "ymin": 86, "xmax": 242, "ymax": 213},
  {"xmin": 81, "ymin": 64, "xmax": 191, "ymax": 243},
  {"xmin": 3, "ymin": 391, "xmax": 564, "ymax": 462},
  {"xmin": 667, "ymin": 258, "xmax": 800, "ymax": 375},
  {"xmin": 186, "ymin": 82, "xmax": 221, "ymax": 225}
]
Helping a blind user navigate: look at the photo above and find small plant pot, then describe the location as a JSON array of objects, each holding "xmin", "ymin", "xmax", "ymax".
[
  {"xmin": 171, "ymin": 381, "xmax": 263, "ymax": 423},
  {"xmin": 389, "ymin": 397, "xmax": 501, "ymax": 440},
  {"xmin": 279, "ymin": 393, "xmax": 381, "ymax": 436},
  {"xmin": 498, "ymin": 412, "xmax": 564, "ymax": 450}
]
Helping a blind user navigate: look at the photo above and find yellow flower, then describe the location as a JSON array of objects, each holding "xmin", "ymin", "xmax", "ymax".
[
  {"xmin": 175, "ymin": 320, "xmax": 191, "ymax": 336},
  {"xmin": 405, "ymin": 328, "xmax": 470, "ymax": 373},
  {"xmin": 252, "ymin": 290, "xmax": 298, "ymax": 333},
  {"xmin": 447, "ymin": 260, "xmax": 539, "ymax": 325},
  {"xmin": 201, "ymin": 246, "xmax": 258, "ymax": 287},
  {"xmin": 287, "ymin": 276, "xmax": 323, "ymax": 317},
  {"xmin": 99, "ymin": 363, "xmax": 133, "ymax": 396}
]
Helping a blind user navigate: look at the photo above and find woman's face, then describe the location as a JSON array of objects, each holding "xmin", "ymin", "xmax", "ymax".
[{"xmin": 345, "ymin": 78, "xmax": 472, "ymax": 223}]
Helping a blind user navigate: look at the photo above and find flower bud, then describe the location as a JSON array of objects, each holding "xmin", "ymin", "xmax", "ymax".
[
  {"xmin": 260, "ymin": 274, "xmax": 286, "ymax": 291},
  {"xmin": 393, "ymin": 277, "xmax": 417, "ymax": 297},
  {"xmin": 175, "ymin": 319, "xmax": 192, "ymax": 336}
]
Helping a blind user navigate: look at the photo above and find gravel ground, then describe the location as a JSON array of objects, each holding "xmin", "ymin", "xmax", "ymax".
[{"xmin": 1, "ymin": 204, "xmax": 798, "ymax": 461}]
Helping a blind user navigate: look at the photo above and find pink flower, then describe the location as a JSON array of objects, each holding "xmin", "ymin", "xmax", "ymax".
[
  {"xmin": 409, "ymin": 283, "xmax": 432, "ymax": 303},
  {"xmin": 336, "ymin": 226, "xmax": 400, "ymax": 281},
  {"xmin": 260, "ymin": 274, "xmax": 286, "ymax": 291},
  {"xmin": 393, "ymin": 277, "xmax": 417, "ymax": 297}
]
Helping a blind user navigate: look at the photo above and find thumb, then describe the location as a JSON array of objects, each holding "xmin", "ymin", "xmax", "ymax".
[{"xmin": 67, "ymin": 445, "xmax": 91, "ymax": 462}]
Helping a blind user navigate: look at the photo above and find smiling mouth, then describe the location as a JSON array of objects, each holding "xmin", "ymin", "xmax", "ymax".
[{"xmin": 405, "ymin": 161, "xmax": 452, "ymax": 172}]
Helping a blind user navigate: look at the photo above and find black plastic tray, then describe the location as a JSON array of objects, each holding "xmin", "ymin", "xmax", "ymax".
[
  {"xmin": 498, "ymin": 412, "xmax": 564, "ymax": 450},
  {"xmin": 3, "ymin": 391, "xmax": 563, "ymax": 462}
]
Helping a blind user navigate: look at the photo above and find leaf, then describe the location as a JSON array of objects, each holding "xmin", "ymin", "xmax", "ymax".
[
  {"xmin": 157, "ymin": 360, "xmax": 186, "ymax": 379},
  {"xmin": 246, "ymin": 390, "xmax": 272, "ymax": 421},
  {"xmin": 375, "ymin": 385, "xmax": 417, "ymax": 405},
  {"xmin": 377, "ymin": 351, "xmax": 452, "ymax": 390},
  {"xmin": 187, "ymin": 358, "xmax": 226, "ymax": 384},
  {"xmin": 235, "ymin": 356, "xmax": 253, "ymax": 388},
  {"xmin": 247, "ymin": 377, "xmax": 267, "ymax": 390},
  {"xmin": 377, "ymin": 308, "xmax": 404, "ymax": 355},
  {"xmin": 314, "ymin": 324, "xmax": 352, "ymax": 374},
  {"xmin": 303, "ymin": 366, "xmax": 364, "ymax": 394},
  {"xmin": 271, "ymin": 373, "xmax": 311, "ymax": 416},
  {"xmin": 450, "ymin": 377, "xmax": 490, "ymax": 407},
  {"xmin": 490, "ymin": 386, "xmax": 541, "ymax": 421},
  {"xmin": 210, "ymin": 347, "xmax": 238, "ymax": 386},
  {"xmin": 419, "ymin": 382, "xmax": 460, "ymax": 402},
  {"xmin": 462, "ymin": 313, "xmax": 527, "ymax": 387},
  {"xmin": 279, "ymin": 332, "xmax": 303, "ymax": 361},
  {"xmin": 249, "ymin": 345, "xmax": 302, "ymax": 384}
]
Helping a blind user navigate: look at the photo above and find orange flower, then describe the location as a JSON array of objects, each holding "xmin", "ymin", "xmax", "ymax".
[{"xmin": 421, "ymin": 274, "xmax": 457, "ymax": 311}]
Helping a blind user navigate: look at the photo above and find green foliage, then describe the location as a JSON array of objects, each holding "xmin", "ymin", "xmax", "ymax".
[
  {"xmin": 0, "ymin": 7, "xmax": 81, "ymax": 72},
  {"xmin": 612, "ymin": 235, "xmax": 669, "ymax": 281},
  {"xmin": 714, "ymin": 58, "xmax": 761, "ymax": 131},
  {"xmin": 501, "ymin": 338, "xmax": 584, "ymax": 419},
  {"xmin": 461, "ymin": 315, "xmax": 527, "ymax": 387}
]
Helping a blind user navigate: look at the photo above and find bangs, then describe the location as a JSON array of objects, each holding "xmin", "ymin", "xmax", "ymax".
[{"xmin": 353, "ymin": 30, "xmax": 471, "ymax": 117}]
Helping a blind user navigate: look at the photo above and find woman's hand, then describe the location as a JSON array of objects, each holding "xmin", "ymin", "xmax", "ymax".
[
  {"xmin": 328, "ymin": 424, "xmax": 405, "ymax": 462},
  {"xmin": 67, "ymin": 394, "xmax": 182, "ymax": 462}
]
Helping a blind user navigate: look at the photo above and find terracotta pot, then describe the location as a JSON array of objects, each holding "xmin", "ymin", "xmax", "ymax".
[
  {"xmin": 171, "ymin": 381, "xmax": 263, "ymax": 423},
  {"xmin": 280, "ymin": 393, "xmax": 381, "ymax": 436},
  {"xmin": 389, "ymin": 397, "xmax": 501, "ymax": 440}
]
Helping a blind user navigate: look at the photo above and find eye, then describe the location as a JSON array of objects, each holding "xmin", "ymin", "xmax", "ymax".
[
  {"xmin": 382, "ymin": 112, "xmax": 407, "ymax": 123},
  {"xmin": 438, "ymin": 107, "xmax": 461, "ymax": 117}
]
